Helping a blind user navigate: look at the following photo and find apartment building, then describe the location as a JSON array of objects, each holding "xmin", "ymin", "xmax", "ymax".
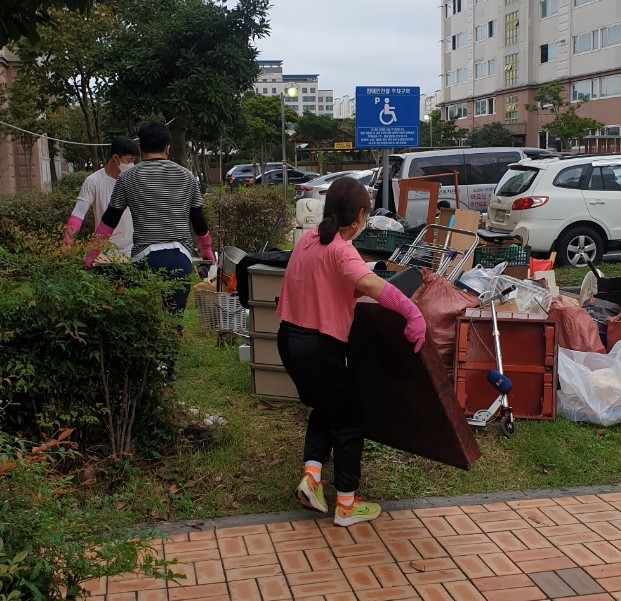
[
  {"xmin": 0, "ymin": 47, "xmax": 58, "ymax": 194},
  {"xmin": 254, "ymin": 60, "xmax": 334, "ymax": 117},
  {"xmin": 441, "ymin": 0, "xmax": 621, "ymax": 149}
]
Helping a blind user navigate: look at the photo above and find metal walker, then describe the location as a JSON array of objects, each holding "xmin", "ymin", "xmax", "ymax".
[{"xmin": 387, "ymin": 224, "xmax": 479, "ymax": 284}]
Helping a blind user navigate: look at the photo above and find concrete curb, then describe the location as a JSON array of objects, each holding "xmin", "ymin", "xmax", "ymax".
[{"xmin": 151, "ymin": 481, "xmax": 621, "ymax": 536}]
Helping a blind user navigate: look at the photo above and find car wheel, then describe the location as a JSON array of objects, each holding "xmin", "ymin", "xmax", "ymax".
[{"xmin": 556, "ymin": 226, "xmax": 604, "ymax": 266}]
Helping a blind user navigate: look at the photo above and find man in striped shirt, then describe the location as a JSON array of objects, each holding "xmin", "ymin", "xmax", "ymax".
[{"xmin": 85, "ymin": 121, "xmax": 214, "ymax": 316}]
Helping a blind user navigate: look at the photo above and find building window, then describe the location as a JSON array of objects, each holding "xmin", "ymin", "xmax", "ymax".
[
  {"xmin": 445, "ymin": 68, "xmax": 468, "ymax": 87},
  {"xmin": 573, "ymin": 30, "xmax": 598, "ymax": 54},
  {"xmin": 326, "ymin": 104, "xmax": 333, "ymax": 111},
  {"xmin": 475, "ymin": 59, "xmax": 497, "ymax": 78},
  {"xmin": 540, "ymin": 0, "xmax": 558, "ymax": 17},
  {"xmin": 505, "ymin": 11, "xmax": 519, "ymax": 46},
  {"xmin": 310, "ymin": 87, "xmax": 316, "ymax": 93},
  {"xmin": 505, "ymin": 95, "xmax": 518, "ymax": 123},
  {"xmin": 504, "ymin": 53, "xmax": 518, "ymax": 86},
  {"xmin": 571, "ymin": 79, "xmax": 597, "ymax": 101},
  {"xmin": 303, "ymin": 105, "xmax": 316, "ymax": 112},
  {"xmin": 601, "ymin": 23, "xmax": 621, "ymax": 49},
  {"xmin": 505, "ymin": 0, "xmax": 517, "ymax": 3},
  {"xmin": 272, "ymin": 87, "xmax": 277, "ymax": 94},
  {"xmin": 600, "ymin": 75, "xmax": 621, "ymax": 98},
  {"xmin": 540, "ymin": 42, "xmax": 558, "ymax": 63},
  {"xmin": 301, "ymin": 87, "xmax": 308, "ymax": 93},
  {"xmin": 262, "ymin": 87, "xmax": 268, "ymax": 94},
  {"xmin": 445, "ymin": 0, "xmax": 463, "ymax": 17},
  {"xmin": 326, "ymin": 96, "xmax": 333, "ymax": 102},
  {"xmin": 475, "ymin": 98, "xmax": 496, "ymax": 116},
  {"xmin": 447, "ymin": 102, "xmax": 467, "ymax": 119},
  {"xmin": 574, "ymin": 0, "xmax": 594, "ymax": 5},
  {"xmin": 475, "ymin": 20, "xmax": 496, "ymax": 41},
  {"xmin": 446, "ymin": 32, "xmax": 467, "ymax": 51}
]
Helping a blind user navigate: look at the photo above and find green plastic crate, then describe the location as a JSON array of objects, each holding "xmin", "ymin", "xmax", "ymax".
[
  {"xmin": 353, "ymin": 230, "xmax": 416, "ymax": 254},
  {"xmin": 473, "ymin": 244, "xmax": 531, "ymax": 268},
  {"xmin": 373, "ymin": 269, "xmax": 395, "ymax": 280}
]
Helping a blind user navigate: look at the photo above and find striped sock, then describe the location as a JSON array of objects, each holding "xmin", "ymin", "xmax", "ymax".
[
  {"xmin": 304, "ymin": 461, "xmax": 322, "ymax": 483},
  {"xmin": 336, "ymin": 491, "xmax": 355, "ymax": 507}
]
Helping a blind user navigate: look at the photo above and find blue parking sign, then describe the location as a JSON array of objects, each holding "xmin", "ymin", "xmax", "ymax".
[{"xmin": 355, "ymin": 86, "xmax": 420, "ymax": 149}]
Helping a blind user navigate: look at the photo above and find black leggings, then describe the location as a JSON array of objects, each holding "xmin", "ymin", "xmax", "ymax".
[{"xmin": 277, "ymin": 321, "xmax": 363, "ymax": 492}]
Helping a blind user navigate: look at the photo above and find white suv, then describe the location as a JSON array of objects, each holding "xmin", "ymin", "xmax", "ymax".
[{"xmin": 486, "ymin": 155, "xmax": 621, "ymax": 266}]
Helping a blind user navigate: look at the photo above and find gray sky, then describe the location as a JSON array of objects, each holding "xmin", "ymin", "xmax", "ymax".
[{"xmin": 253, "ymin": 0, "xmax": 441, "ymax": 100}]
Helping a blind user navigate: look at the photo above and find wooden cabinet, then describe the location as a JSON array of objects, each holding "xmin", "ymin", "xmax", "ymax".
[{"xmin": 247, "ymin": 265, "xmax": 298, "ymax": 401}]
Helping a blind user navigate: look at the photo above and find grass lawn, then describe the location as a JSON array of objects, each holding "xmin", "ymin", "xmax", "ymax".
[
  {"xmin": 556, "ymin": 262, "xmax": 621, "ymax": 287},
  {"xmin": 86, "ymin": 285, "xmax": 621, "ymax": 525}
]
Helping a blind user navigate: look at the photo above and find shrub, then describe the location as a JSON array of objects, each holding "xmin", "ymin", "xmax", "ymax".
[
  {"xmin": 0, "ymin": 237, "xmax": 181, "ymax": 455},
  {"xmin": 0, "ymin": 172, "xmax": 94, "ymax": 253},
  {"xmin": 205, "ymin": 186, "xmax": 294, "ymax": 253},
  {"xmin": 0, "ymin": 432, "xmax": 181, "ymax": 600}
]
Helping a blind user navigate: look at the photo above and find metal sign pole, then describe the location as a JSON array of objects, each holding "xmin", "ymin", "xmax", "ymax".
[{"xmin": 382, "ymin": 148, "xmax": 390, "ymax": 210}]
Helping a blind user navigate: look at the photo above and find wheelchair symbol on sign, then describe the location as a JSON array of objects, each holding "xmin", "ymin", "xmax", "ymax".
[{"xmin": 377, "ymin": 97, "xmax": 397, "ymax": 126}]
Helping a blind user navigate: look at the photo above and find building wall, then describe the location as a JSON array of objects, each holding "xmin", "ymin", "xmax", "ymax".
[
  {"xmin": 440, "ymin": 0, "xmax": 621, "ymax": 148},
  {"xmin": 0, "ymin": 47, "xmax": 52, "ymax": 194},
  {"xmin": 255, "ymin": 60, "xmax": 334, "ymax": 117}
]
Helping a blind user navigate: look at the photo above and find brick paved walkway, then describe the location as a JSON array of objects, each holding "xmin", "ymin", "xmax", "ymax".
[{"xmin": 85, "ymin": 492, "xmax": 621, "ymax": 601}]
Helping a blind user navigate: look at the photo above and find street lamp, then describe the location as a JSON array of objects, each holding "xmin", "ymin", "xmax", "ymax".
[
  {"xmin": 423, "ymin": 113, "xmax": 433, "ymax": 148},
  {"xmin": 281, "ymin": 83, "xmax": 299, "ymax": 202}
]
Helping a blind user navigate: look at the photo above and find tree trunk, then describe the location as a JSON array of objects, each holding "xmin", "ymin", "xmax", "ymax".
[
  {"xmin": 169, "ymin": 115, "xmax": 188, "ymax": 166},
  {"xmin": 48, "ymin": 137, "xmax": 58, "ymax": 187}
]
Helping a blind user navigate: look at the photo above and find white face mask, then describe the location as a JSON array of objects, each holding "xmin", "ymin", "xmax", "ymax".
[
  {"xmin": 118, "ymin": 161, "xmax": 134, "ymax": 173},
  {"xmin": 350, "ymin": 221, "xmax": 366, "ymax": 240}
]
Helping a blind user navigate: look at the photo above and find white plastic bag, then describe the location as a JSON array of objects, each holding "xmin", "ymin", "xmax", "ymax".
[
  {"xmin": 491, "ymin": 274, "xmax": 552, "ymax": 313},
  {"xmin": 367, "ymin": 215, "xmax": 404, "ymax": 232},
  {"xmin": 457, "ymin": 262, "xmax": 507, "ymax": 296},
  {"xmin": 557, "ymin": 342, "xmax": 621, "ymax": 426}
]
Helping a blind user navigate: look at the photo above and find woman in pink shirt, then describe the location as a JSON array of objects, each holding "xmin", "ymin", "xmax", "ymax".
[{"xmin": 277, "ymin": 177, "xmax": 426, "ymax": 527}]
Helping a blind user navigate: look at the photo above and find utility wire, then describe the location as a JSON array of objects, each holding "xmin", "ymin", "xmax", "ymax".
[{"xmin": 0, "ymin": 117, "xmax": 177, "ymax": 148}]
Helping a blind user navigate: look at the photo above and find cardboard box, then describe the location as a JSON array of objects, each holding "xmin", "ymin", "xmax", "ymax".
[{"xmin": 436, "ymin": 208, "xmax": 480, "ymax": 272}]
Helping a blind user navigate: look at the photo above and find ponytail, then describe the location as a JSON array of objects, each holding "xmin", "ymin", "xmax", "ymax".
[{"xmin": 318, "ymin": 214, "xmax": 339, "ymax": 245}]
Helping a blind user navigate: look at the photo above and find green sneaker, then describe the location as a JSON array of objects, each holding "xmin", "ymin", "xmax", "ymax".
[
  {"xmin": 296, "ymin": 473, "xmax": 328, "ymax": 513},
  {"xmin": 334, "ymin": 496, "xmax": 381, "ymax": 527}
]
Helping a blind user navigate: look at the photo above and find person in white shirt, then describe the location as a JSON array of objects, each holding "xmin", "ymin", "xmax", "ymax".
[{"xmin": 64, "ymin": 137, "xmax": 139, "ymax": 255}]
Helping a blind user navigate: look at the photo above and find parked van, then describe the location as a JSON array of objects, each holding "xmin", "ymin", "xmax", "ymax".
[{"xmin": 384, "ymin": 147, "xmax": 553, "ymax": 225}]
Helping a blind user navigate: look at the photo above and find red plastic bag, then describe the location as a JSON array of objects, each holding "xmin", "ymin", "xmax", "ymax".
[
  {"xmin": 412, "ymin": 270, "xmax": 480, "ymax": 373},
  {"xmin": 548, "ymin": 296, "xmax": 605, "ymax": 353},
  {"xmin": 607, "ymin": 315, "xmax": 621, "ymax": 353}
]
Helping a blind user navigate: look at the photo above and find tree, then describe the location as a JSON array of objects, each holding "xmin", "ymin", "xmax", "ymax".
[
  {"xmin": 525, "ymin": 81, "xmax": 604, "ymax": 152},
  {"xmin": 0, "ymin": 0, "xmax": 91, "ymax": 47},
  {"xmin": 106, "ymin": 0, "xmax": 270, "ymax": 166},
  {"xmin": 296, "ymin": 112, "xmax": 339, "ymax": 174},
  {"xmin": 240, "ymin": 93, "xmax": 297, "ymax": 178},
  {"xmin": 13, "ymin": 5, "xmax": 119, "ymax": 168},
  {"xmin": 467, "ymin": 122, "xmax": 515, "ymax": 147}
]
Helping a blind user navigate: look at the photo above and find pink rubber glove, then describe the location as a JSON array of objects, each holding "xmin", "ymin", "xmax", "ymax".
[
  {"xmin": 197, "ymin": 232, "xmax": 215, "ymax": 262},
  {"xmin": 377, "ymin": 282, "xmax": 426, "ymax": 353},
  {"xmin": 64, "ymin": 215, "xmax": 83, "ymax": 248},
  {"xmin": 84, "ymin": 221, "xmax": 115, "ymax": 269}
]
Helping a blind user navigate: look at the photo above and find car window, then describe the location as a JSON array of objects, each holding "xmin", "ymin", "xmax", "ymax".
[
  {"xmin": 408, "ymin": 155, "xmax": 467, "ymax": 186},
  {"xmin": 495, "ymin": 167, "xmax": 540, "ymax": 196},
  {"xmin": 587, "ymin": 166, "xmax": 621, "ymax": 191},
  {"xmin": 464, "ymin": 152, "xmax": 519, "ymax": 186},
  {"xmin": 553, "ymin": 165, "xmax": 589, "ymax": 189},
  {"xmin": 388, "ymin": 157, "xmax": 404, "ymax": 179},
  {"xmin": 358, "ymin": 174, "xmax": 373, "ymax": 185}
]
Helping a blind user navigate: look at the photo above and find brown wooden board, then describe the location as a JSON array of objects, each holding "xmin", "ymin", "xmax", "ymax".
[{"xmin": 349, "ymin": 303, "xmax": 481, "ymax": 470}]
